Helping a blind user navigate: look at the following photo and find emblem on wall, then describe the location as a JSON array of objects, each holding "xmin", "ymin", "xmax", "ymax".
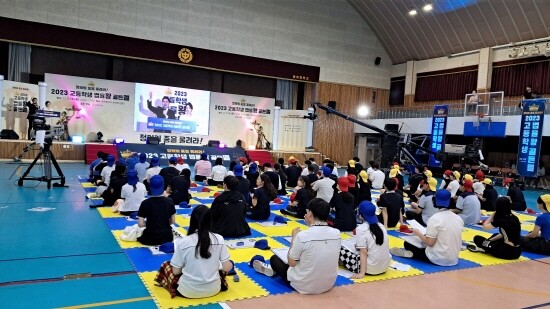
[{"xmin": 178, "ymin": 48, "xmax": 193, "ymax": 63}]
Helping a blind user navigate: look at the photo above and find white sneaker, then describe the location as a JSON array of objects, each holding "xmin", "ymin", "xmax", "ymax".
[
  {"xmin": 390, "ymin": 247, "xmax": 413, "ymax": 258},
  {"xmin": 253, "ymin": 260, "xmax": 274, "ymax": 277}
]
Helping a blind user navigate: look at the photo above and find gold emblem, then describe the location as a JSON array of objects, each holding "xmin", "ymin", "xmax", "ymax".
[
  {"xmin": 241, "ymin": 98, "xmax": 246, "ymax": 104},
  {"xmin": 88, "ymin": 81, "xmax": 95, "ymax": 87},
  {"xmin": 437, "ymin": 108, "xmax": 445, "ymax": 114},
  {"xmin": 528, "ymin": 104, "xmax": 539, "ymax": 112},
  {"xmin": 164, "ymin": 88, "xmax": 173, "ymax": 95},
  {"xmin": 120, "ymin": 150, "xmax": 132, "ymax": 159},
  {"xmin": 178, "ymin": 48, "xmax": 193, "ymax": 63}
]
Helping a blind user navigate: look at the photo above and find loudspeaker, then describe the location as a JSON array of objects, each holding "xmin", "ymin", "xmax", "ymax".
[
  {"xmin": 328, "ymin": 101, "xmax": 337, "ymax": 109},
  {"xmin": 375, "ymin": 57, "xmax": 381, "ymax": 65},
  {"xmin": 146, "ymin": 136, "xmax": 161, "ymax": 145},
  {"xmin": 0, "ymin": 129, "xmax": 19, "ymax": 140},
  {"xmin": 384, "ymin": 124, "xmax": 399, "ymax": 133},
  {"xmin": 207, "ymin": 140, "xmax": 220, "ymax": 148},
  {"xmin": 381, "ymin": 135, "xmax": 400, "ymax": 169}
]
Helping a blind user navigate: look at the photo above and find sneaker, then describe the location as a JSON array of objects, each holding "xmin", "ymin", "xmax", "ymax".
[
  {"xmin": 280, "ymin": 209, "xmax": 297, "ymax": 216},
  {"xmin": 253, "ymin": 260, "xmax": 274, "ymax": 277},
  {"xmin": 390, "ymin": 248, "xmax": 413, "ymax": 258},
  {"xmin": 467, "ymin": 244, "xmax": 485, "ymax": 253}
]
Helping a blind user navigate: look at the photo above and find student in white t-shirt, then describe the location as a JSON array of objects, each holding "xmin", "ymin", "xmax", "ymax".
[
  {"xmin": 113, "ymin": 170, "xmax": 147, "ymax": 216},
  {"xmin": 312, "ymin": 167, "xmax": 335, "ymax": 203},
  {"xmin": 370, "ymin": 163, "xmax": 385, "ymax": 189},
  {"xmin": 145, "ymin": 156, "xmax": 162, "ymax": 183},
  {"xmin": 99, "ymin": 155, "xmax": 116, "ymax": 186},
  {"xmin": 209, "ymin": 157, "xmax": 228, "ymax": 186},
  {"xmin": 446, "ymin": 171, "xmax": 461, "ymax": 197},
  {"xmin": 253, "ymin": 198, "xmax": 342, "ymax": 294},
  {"xmin": 340, "ymin": 201, "xmax": 391, "ymax": 278},
  {"xmin": 391, "ymin": 189, "xmax": 463, "ymax": 266},
  {"xmin": 175, "ymin": 157, "xmax": 190, "ymax": 172},
  {"xmin": 171, "ymin": 205, "xmax": 233, "ymax": 298}
]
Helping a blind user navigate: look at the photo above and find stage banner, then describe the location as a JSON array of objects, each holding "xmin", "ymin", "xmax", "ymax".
[
  {"xmin": 115, "ymin": 143, "xmax": 245, "ymax": 167},
  {"xmin": 428, "ymin": 105, "xmax": 448, "ymax": 167},
  {"xmin": 517, "ymin": 99, "xmax": 546, "ymax": 177},
  {"xmin": 277, "ymin": 109, "xmax": 308, "ymax": 151},
  {"xmin": 45, "ymin": 73, "xmax": 136, "ymax": 142},
  {"xmin": 209, "ymin": 93, "xmax": 275, "ymax": 149},
  {"xmin": 1, "ymin": 80, "xmax": 39, "ymax": 139}
]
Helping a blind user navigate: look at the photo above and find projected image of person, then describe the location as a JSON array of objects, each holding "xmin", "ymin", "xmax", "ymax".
[{"xmin": 147, "ymin": 92, "xmax": 176, "ymax": 133}]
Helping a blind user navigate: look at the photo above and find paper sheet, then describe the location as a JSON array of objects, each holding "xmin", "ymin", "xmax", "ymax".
[
  {"xmin": 406, "ymin": 219, "xmax": 427, "ymax": 234},
  {"xmin": 400, "ymin": 235, "xmax": 426, "ymax": 248},
  {"xmin": 149, "ymin": 247, "xmax": 168, "ymax": 255},
  {"xmin": 256, "ymin": 221, "xmax": 287, "ymax": 227},
  {"xmin": 337, "ymin": 269, "xmax": 355, "ymax": 278},
  {"xmin": 27, "ymin": 207, "xmax": 56, "ymax": 212},
  {"xmin": 341, "ymin": 238, "xmax": 358, "ymax": 253},
  {"xmin": 226, "ymin": 238, "xmax": 258, "ymax": 249},
  {"xmin": 272, "ymin": 247, "xmax": 289, "ymax": 264},
  {"xmin": 390, "ymin": 261, "xmax": 411, "ymax": 272}
]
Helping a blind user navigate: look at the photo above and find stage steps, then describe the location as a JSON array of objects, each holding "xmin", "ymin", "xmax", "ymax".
[{"xmin": 247, "ymin": 150, "xmax": 273, "ymax": 166}]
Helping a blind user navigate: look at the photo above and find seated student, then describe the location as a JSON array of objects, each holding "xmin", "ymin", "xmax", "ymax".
[
  {"xmin": 100, "ymin": 163, "xmax": 128, "ymax": 207},
  {"xmin": 194, "ymin": 153, "xmax": 212, "ymax": 183},
  {"xmin": 91, "ymin": 152, "xmax": 109, "ymax": 184},
  {"xmin": 126, "ymin": 152, "xmax": 139, "ymax": 171},
  {"xmin": 447, "ymin": 171, "xmax": 461, "ymax": 198},
  {"xmin": 227, "ymin": 161, "xmax": 237, "ymax": 176},
  {"xmin": 520, "ymin": 194, "xmax": 550, "ymax": 255},
  {"xmin": 340, "ymin": 201, "xmax": 391, "ymax": 278},
  {"xmin": 97, "ymin": 155, "xmax": 116, "ymax": 186},
  {"xmin": 306, "ymin": 164, "xmax": 319, "ymax": 184},
  {"xmin": 391, "ymin": 190, "xmax": 464, "ymax": 266},
  {"xmin": 352, "ymin": 157, "xmax": 364, "ymax": 173},
  {"xmin": 405, "ymin": 164, "xmax": 425, "ymax": 203},
  {"xmin": 377, "ymin": 178, "xmax": 404, "ymax": 228},
  {"xmin": 468, "ymin": 197, "xmax": 522, "ymax": 260},
  {"xmin": 312, "ymin": 167, "xmax": 335, "ymax": 203},
  {"xmin": 134, "ymin": 153, "xmax": 150, "ymax": 183},
  {"xmin": 209, "ymin": 157, "xmax": 227, "ymax": 186},
  {"xmin": 137, "ymin": 175, "xmax": 176, "ymax": 246},
  {"xmin": 504, "ymin": 178, "xmax": 527, "ymax": 211},
  {"xmin": 346, "ymin": 160, "xmax": 358, "ymax": 177},
  {"xmin": 285, "ymin": 159, "xmax": 302, "ymax": 187},
  {"xmin": 277, "ymin": 157, "xmax": 287, "ymax": 174},
  {"xmin": 369, "ymin": 163, "xmax": 385, "ymax": 190},
  {"xmin": 480, "ymin": 178, "xmax": 498, "ymax": 211},
  {"xmin": 145, "ymin": 156, "xmax": 162, "ymax": 190},
  {"xmin": 159, "ymin": 157, "xmax": 181, "ymax": 190},
  {"xmin": 347, "ymin": 174, "xmax": 358, "ymax": 202},
  {"xmin": 175, "ymin": 157, "xmax": 190, "ymax": 173},
  {"xmin": 262, "ymin": 163, "xmax": 281, "ymax": 193},
  {"xmin": 211, "ymin": 176, "xmax": 251, "ymax": 238},
  {"xmin": 114, "ymin": 170, "xmax": 147, "ymax": 216},
  {"xmin": 170, "ymin": 205, "xmax": 233, "ymax": 298},
  {"xmin": 281, "ymin": 176, "xmax": 315, "ymax": 218},
  {"xmin": 453, "ymin": 180, "xmax": 481, "ymax": 225},
  {"xmin": 356, "ymin": 170, "xmax": 372, "ymax": 204},
  {"xmin": 325, "ymin": 163, "xmax": 339, "ymax": 195},
  {"xmin": 406, "ymin": 177, "xmax": 437, "ymax": 226},
  {"xmin": 247, "ymin": 174, "xmax": 277, "ymax": 220},
  {"xmin": 274, "ymin": 163, "xmax": 287, "ymax": 196},
  {"xmin": 439, "ymin": 170, "xmax": 452, "ymax": 190},
  {"xmin": 245, "ymin": 162, "xmax": 259, "ymax": 193},
  {"xmin": 232, "ymin": 164, "xmax": 251, "ymax": 205},
  {"xmin": 166, "ymin": 169, "xmax": 191, "ymax": 205},
  {"xmin": 88, "ymin": 151, "xmax": 105, "ymax": 181},
  {"xmin": 254, "ymin": 198, "xmax": 342, "ymax": 295},
  {"xmin": 328, "ymin": 177, "xmax": 356, "ymax": 232}
]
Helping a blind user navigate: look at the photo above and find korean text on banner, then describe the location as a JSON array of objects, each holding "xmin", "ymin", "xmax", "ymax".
[
  {"xmin": 517, "ymin": 99, "xmax": 546, "ymax": 177},
  {"xmin": 428, "ymin": 105, "xmax": 448, "ymax": 168}
]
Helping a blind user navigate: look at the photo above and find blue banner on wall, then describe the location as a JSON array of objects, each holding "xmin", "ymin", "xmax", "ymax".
[
  {"xmin": 517, "ymin": 99, "xmax": 547, "ymax": 177},
  {"xmin": 428, "ymin": 105, "xmax": 448, "ymax": 167},
  {"xmin": 147, "ymin": 117, "xmax": 197, "ymax": 133},
  {"xmin": 115, "ymin": 143, "xmax": 245, "ymax": 167}
]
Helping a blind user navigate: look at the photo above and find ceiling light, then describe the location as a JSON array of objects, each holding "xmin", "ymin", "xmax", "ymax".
[
  {"xmin": 423, "ymin": 3, "xmax": 433, "ymax": 12},
  {"xmin": 409, "ymin": 9, "xmax": 417, "ymax": 16},
  {"xmin": 357, "ymin": 106, "xmax": 369, "ymax": 117}
]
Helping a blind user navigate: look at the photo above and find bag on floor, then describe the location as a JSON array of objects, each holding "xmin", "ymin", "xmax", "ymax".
[
  {"xmin": 120, "ymin": 224, "xmax": 145, "ymax": 241},
  {"xmin": 339, "ymin": 246, "xmax": 360, "ymax": 273}
]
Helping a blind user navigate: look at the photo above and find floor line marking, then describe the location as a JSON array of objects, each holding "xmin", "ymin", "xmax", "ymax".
[
  {"xmin": 55, "ymin": 296, "xmax": 153, "ymax": 309},
  {"xmin": 452, "ymin": 274, "xmax": 550, "ymax": 297}
]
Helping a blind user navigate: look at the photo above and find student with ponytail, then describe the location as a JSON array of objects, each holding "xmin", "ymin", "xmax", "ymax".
[
  {"xmin": 171, "ymin": 205, "xmax": 233, "ymax": 298},
  {"xmin": 114, "ymin": 170, "xmax": 147, "ymax": 215}
]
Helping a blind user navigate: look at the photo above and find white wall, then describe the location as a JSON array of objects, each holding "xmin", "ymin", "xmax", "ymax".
[{"xmin": 0, "ymin": 0, "xmax": 392, "ymax": 89}]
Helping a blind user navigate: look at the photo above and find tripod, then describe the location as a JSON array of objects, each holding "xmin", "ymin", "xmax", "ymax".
[{"xmin": 17, "ymin": 140, "xmax": 66, "ymax": 189}]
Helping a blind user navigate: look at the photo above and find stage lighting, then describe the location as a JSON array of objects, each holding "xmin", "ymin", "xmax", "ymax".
[
  {"xmin": 357, "ymin": 106, "xmax": 369, "ymax": 117},
  {"xmin": 114, "ymin": 138, "xmax": 125, "ymax": 144},
  {"xmin": 409, "ymin": 9, "xmax": 417, "ymax": 16},
  {"xmin": 422, "ymin": 3, "xmax": 433, "ymax": 12},
  {"xmin": 71, "ymin": 136, "xmax": 84, "ymax": 143},
  {"xmin": 219, "ymin": 143, "xmax": 226, "ymax": 148},
  {"xmin": 248, "ymin": 145, "xmax": 256, "ymax": 150}
]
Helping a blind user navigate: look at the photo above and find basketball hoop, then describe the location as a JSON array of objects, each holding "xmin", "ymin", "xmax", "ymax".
[{"xmin": 472, "ymin": 112, "xmax": 490, "ymax": 129}]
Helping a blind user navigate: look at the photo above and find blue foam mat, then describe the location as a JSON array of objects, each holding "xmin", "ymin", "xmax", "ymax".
[
  {"xmin": 390, "ymin": 255, "xmax": 480, "ymax": 273},
  {"xmin": 100, "ymin": 299, "xmax": 158, "ymax": 308},
  {"xmin": 104, "ymin": 218, "xmax": 142, "ymax": 230},
  {"xmin": 124, "ymin": 248, "xmax": 172, "ymax": 272}
]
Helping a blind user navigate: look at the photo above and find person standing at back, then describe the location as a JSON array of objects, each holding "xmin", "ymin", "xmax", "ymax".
[{"xmin": 25, "ymin": 97, "xmax": 38, "ymax": 140}]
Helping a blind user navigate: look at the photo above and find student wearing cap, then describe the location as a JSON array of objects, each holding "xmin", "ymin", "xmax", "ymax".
[
  {"xmin": 160, "ymin": 157, "xmax": 181, "ymax": 190},
  {"xmin": 247, "ymin": 174, "xmax": 277, "ymax": 220},
  {"xmin": 347, "ymin": 174, "xmax": 358, "ymax": 202},
  {"xmin": 274, "ymin": 163, "xmax": 287, "ymax": 196},
  {"xmin": 405, "ymin": 164, "xmax": 425, "ymax": 203},
  {"xmin": 245, "ymin": 162, "xmax": 260, "ymax": 193},
  {"xmin": 352, "ymin": 157, "xmax": 364, "ymax": 173},
  {"xmin": 126, "ymin": 152, "xmax": 139, "ymax": 171},
  {"xmin": 453, "ymin": 180, "xmax": 481, "ymax": 225},
  {"xmin": 370, "ymin": 163, "xmax": 385, "ymax": 190},
  {"xmin": 137, "ymin": 175, "xmax": 176, "ymax": 246},
  {"xmin": 475, "ymin": 170, "xmax": 485, "ymax": 182},
  {"xmin": 233, "ymin": 164, "xmax": 251, "ymax": 205},
  {"xmin": 88, "ymin": 151, "xmax": 105, "ymax": 181},
  {"xmin": 391, "ymin": 189, "xmax": 464, "ymax": 266},
  {"xmin": 254, "ymin": 198, "xmax": 342, "ymax": 295},
  {"xmin": 134, "ymin": 153, "xmax": 150, "ymax": 183},
  {"xmin": 328, "ymin": 177, "xmax": 356, "ymax": 232},
  {"xmin": 377, "ymin": 178, "xmax": 404, "ymax": 228},
  {"xmin": 346, "ymin": 160, "xmax": 358, "ymax": 177},
  {"xmin": 211, "ymin": 176, "xmax": 251, "ymax": 238},
  {"xmin": 194, "ymin": 153, "xmax": 212, "ymax": 183},
  {"xmin": 145, "ymin": 156, "xmax": 162, "ymax": 183},
  {"xmin": 114, "ymin": 170, "xmax": 147, "ymax": 215},
  {"xmin": 340, "ymin": 201, "xmax": 391, "ymax": 278},
  {"xmin": 170, "ymin": 205, "xmax": 233, "ymax": 298},
  {"xmin": 166, "ymin": 169, "xmax": 191, "ymax": 205},
  {"xmin": 175, "ymin": 157, "xmax": 190, "ymax": 172},
  {"xmin": 468, "ymin": 197, "xmax": 522, "ymax": 259},
  {"xmin": 208, "ymin": 157, "xmax": 228, "ymax": 186},
  {"xmin": 520, "ymin": 194, "xmax": 550, "ymax": 255},
  {"xmin": 356, "ymin": 170, "xmax": 372, "ymax": 205},
  {"xmin": 406, "ymin": 177, "xmax": 437, "ymax": 226},
  {"xmin": 312, "ymin": 167, "xmax": 335, "ymax": 203},
  {"xmin": 447, "ymin": 171, "xmax": 461, "ymax": 197},
  {"xmin": 439, "ymin": 170, "xmax": 453, "ymax": 190},
  {"xmin": 504, "ymin": 178, "xmax": 527, "ymax": 211},
  {"xmin": 98, "ymin": 155, "xmax": 116, "ymax": 186},
  {"xmin": 480, "ymin": 178, "xmax": 498, "ymax": 211},
  {"xmin": 388, "ymin": 168, "xmax": 403, "ymax": 194},
  {"xmin": 281, "ymin": 176, "xmax": 315, "ymax": 218},
  {"xmin": 100, "ymin": 163, "xmax": 128, "ymax": 207},
  {"xmin": 286, "ymin": 159, "xmax": 302, "ymax": 188},
  {"xmin": 91, "ymin": 152, "xmax": 110, "ymax": 184}
]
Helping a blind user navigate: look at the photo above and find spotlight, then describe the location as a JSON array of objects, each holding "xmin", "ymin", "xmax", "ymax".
[
  {"xmin": 409, "ymin": 8, "xmax": 417, "ymax": 16},
  {"xmin": 248, "ymin": 145, "xmax": 256, "ymax": 150},
  {"xmin": 71, "ymin": 136, "xmax": 84, "ymax": 143},
  {"xmin": 114, "ymin": 138, "xmax": 125, "ymax": 145},
  {"xmin": 218, "ymin": 143, "xmax": 226, "ymax": 148},
  {"xmin": 357, "ymin": 106, "xmax": 369, "ymax": 117},
  {"xmin": 422, "ymin": 3, "xmax": 433, "ymax": 12}
]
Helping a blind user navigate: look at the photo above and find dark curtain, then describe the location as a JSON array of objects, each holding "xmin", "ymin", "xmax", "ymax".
[
  {"xmin": 414, "ymin": 70, "xmax": 477, "ymax": 102},
  {"xmin": 491, "ymin": 60, "xmax": 550, "ymax": 96},
  {"xmin": 389, "ymin": 78, "xmax": 405, "ymax": 106}
]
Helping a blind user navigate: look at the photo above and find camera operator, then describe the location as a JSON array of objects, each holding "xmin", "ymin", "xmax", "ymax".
[{"xmin": 25, "ymin": 98, "xmax": 39, "ymax": 140}]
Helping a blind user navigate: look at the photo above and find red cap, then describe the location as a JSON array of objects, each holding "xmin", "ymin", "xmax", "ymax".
[
  {"xmin": 190, "ymin": 183, "xmax": 198, "ymax": 187},
  {"xmin": 289, "ymin": 159, "xmax": 297, "ymax": 164},
  {"xmin": 503, "ymin": 178, "xmax": 513, "ymax": 186},
  {"xmin": 337, "ymin": 177, "xmax": 349, "ymax": 192},
  {"xmin": 177, "ymin": 157, "xmax": 184, "ymax": 164},
  {"xmin": 475, "ymin": 170, "xmax": 485, "ymax": 181},
  {"xmin": 399, "ymin": 224, "xmax": 412, "ymax": 233},
  {"xmin": 273, "ymin": 197, "xmax": 283, "ymax": 204},
  {"xmin": 347, "ymin": 174, "xmax": 356, "ymax": 188},
  {"xmin": 239, "ymin": 157, "xmax": 247, "ymax": 163},
  {"xmin": 463, "ymin": 179, "xmax": 473, "ymax": 192},
  {"xmin": 213, "ymin": 192, "xmax": 221, "ymax": 198},
  {"xmin": 444, "ymin": 170, "xmax": 452, "ymax": 176},
  {"xmin": 201, "ymin": 187, "xmax": 211, "ymax": 192},
  {"xmin": 290, "ymin": 192, "xmax": 297, "ymax": 202}
]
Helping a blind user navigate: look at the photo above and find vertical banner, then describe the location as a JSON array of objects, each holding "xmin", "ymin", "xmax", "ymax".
[
  {"xmin": 277, "ymin": 109, "xmax": 308, "ymax": 151},
  {"xmin": 428, "ymin": 105, "xmax": 448, "ymax": 167},
  {"xmin": 1, "ymin": 80, "xmax": 39, "ymax": 139},
  {"xmin": 209, "ymin": 93, "xmax": 274, "ymax": 149},
  {"xmin": 517, "ymin": 99, "xmax": 546, "ymax": 177}
]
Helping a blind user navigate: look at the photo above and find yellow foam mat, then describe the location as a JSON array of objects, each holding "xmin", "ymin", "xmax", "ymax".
[
  {"xmin": 188, "ymin": 199, "xmax": 201, "ymax": 205},
  {"xmin": 228, "ymin": 237, "xmax": 286, "ymax": 263},
  {"xmin": 461, "ymin": 227, "xmax": 493, "ymax": 242},
  {"xmin": 350, "ymin": 263, "xmax": 423, "ymax": 283},
  {"xmin": 459, "ymin": 228, "xmax": 530, "ymax": 265},
  {"xmin": 387, "ymin": 235, "xmax": 406, "ymax": 247},
  {"xmin": 112, "ymin": 230, "xmax": 150, "ymax": 249},
  {"xmin": 248, "ymin": 221, "xmax": 309, "ymax": 237},
  {"xmin": 175, "ymin": 215, "xmax": 190, "ymax": 228},
  {"xmin": 97, "ymin": 207, "xmax": 126, "ymax": 218},
  {"xmin": 138, "ymin": 269, "xmax": 268, "ymax": 308},
  {"xmin": 193, "ymin": 192, "xmax": 217, "ymax": 198},
  {"xmin": 81, "ymin": 182, "xmax": 97, "ymax": 188},
  {"xmin": 513, "ymin": 212, "xmax": 537, "ymax": 222}
]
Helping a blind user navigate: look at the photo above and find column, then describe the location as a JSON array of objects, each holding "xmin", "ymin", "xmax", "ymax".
[
  {"xmin": 476, "ymin": 47, "xmax": 493, "ymax": 92},
  {"xmin": 38, "ymin": 82, "xmax": 47, "ymax": 109},
  {"xmin": 306, "ymin": 107, "xmax": 314, "ymax": 148},
  {"xmin": 272, "ymin": 106, "xmax": 281, "ymax": 150},
  {"xmin": 357, "ymin": 135, "xmax": 367, "ymax": 164},
  {"xmin": 404, "ymin": 60, "xmax": 416, "ymax": 107},
  {"xmin": 0, "ymin": 75, "xmax": 4, "ymax": 130}
]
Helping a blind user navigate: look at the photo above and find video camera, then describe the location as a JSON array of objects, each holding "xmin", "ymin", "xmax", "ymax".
[{"xmin": 32, "ymin": 118, "xmax": 64, "ymax": 148}]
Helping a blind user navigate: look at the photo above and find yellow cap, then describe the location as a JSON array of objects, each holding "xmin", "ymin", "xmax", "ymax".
[
  {"xmin": 464, "ymin": 174, "xmax": 473, "ymax": 181},
  {"xmin": 424, "ymin": 170, "xmax": 433, "ymax": 177},
  {"xmin": 359, "ymin": 170, "xmax": 368, "ymax": 183},
  {"xmin": 427, "ymin": 177, "xmax": 437, "ymax": 191},
  {"xmin": 393, "ymin": 164, "xmax": 400, "ymax": 170},
  {"xmin": 453, "ymin": 171, "xmax": 461, "ymax": 180},
  {"xmin": 482, "ymin": 178, "xmax": 492, "ymax": 185},
  {"xmin": 389, "ymin": 169, "xmax": 398, "ymax": 178},
  {"xmin": 348, "ymin": 160, "xmax": 356, "ymax": 168}
]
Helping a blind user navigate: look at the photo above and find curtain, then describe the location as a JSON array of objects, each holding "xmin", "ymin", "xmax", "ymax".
[
  {"xmin": 414, "ymin": 70, "xmax": 477, "ymax": 102},
  {"xmin": 491, "ymin": 60, "xmax": 550, "ymax": 96},
  {"xmin": 8, "ymin": 43, "xmax": 31, "ymax": 82},
  {"xmin": 276, "ymin": 79, "xmax": 298, "ymax": 109},
  {"xmin": 389, "ymin": 79, "xmax": 405, "ymax": 106}
]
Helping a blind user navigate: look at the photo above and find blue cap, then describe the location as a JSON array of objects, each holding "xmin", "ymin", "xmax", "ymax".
[
  {"xmin": 127, "ymin": 170, "xmax": 138, "ymax": 186},
  {"xmin": 201, "ymin": 153, "xmax": 208, "ymax": 160},
  {"xmin": 149, "ymin": 175, "xmax": 164, "ymax": 196},
  {"xmin": 129, "ymin": 211, "xmax": 138, "ymax": 220},
  {"xmin": 159, "ymin": 242, "xmax": 174, "ymax": 253},
  {"xmin": 106, "ymin": 155, "xmax": 115, "ymax": 166},
  {"xmin": 273, "ymin": 215, "xmax": 287, "ymax": 225},
  {"xmin": 322, "ymin": 166, "xmax": 332, "ymax": 177},
  {"xmin": 179, "ymin": 201, "xmax": 190, "ymax": 208},
  {"xmin": 435, "ymin": 189, "xmax": 451, "ymax": 208},
  {"xmin": 150, "ymin": 156, "xmax": 159, "ymax": 166},
  {"xmin": 116, "ymin": 158, "xmax": 126, "ymax": 166},
  {"xmin": 169, "ymin": 156, "xmax": 177, "ymax": 164},
  {"xmin": 358, "ymin": 201, "xmax": 378, "ymax": 224},
  {"xmin": 234, "ymin": 164, "xmax": 244, "ymax": 177},
  {"xmin": 249, "ymin": 162, "xmax": 258, "ymax": 174},
  {"xmin": 249, "ymin": 255, "xmax": 265, "ymax": 267},
  {"xmin": 139, "ymin": 153, "xmax": 147, "ymax": 163},
  {"xmin": 254, "ymin": 239, "xmax": 270, "ymax": 250}
]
